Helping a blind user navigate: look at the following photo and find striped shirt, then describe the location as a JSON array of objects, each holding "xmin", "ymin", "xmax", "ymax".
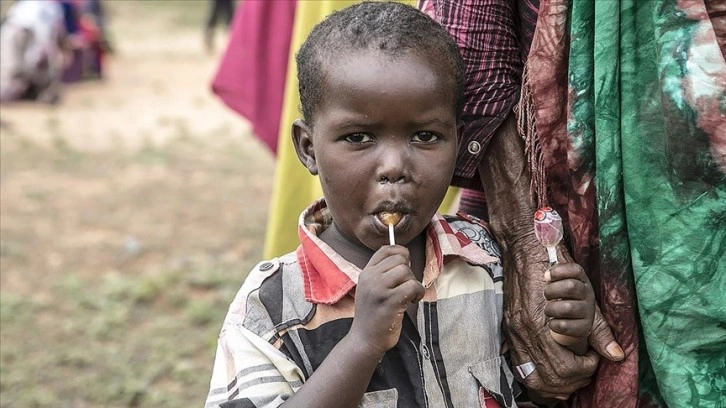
[
  {"xmin": 419, "ymin": 0, "xmax": 540, "ymax": 191},
  {"xmin": 204, "ymin": 199, "xmax": 519, "ymax": 408}
]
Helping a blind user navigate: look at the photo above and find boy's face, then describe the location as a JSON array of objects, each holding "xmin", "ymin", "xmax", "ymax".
[{"xmin": 293, "ymin": 50, "xmax": 459, "ymax": 251}]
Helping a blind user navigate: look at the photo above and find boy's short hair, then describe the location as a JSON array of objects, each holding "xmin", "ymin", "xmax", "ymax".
[{"xmin": 296, "ymin": 1, "xmax": 465, "ymax": 126}]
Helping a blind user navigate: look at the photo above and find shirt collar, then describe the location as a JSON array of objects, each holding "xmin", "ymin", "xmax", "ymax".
[{"xmin": 296, "ymin": 198, "xmax": 499, "ymax": 304}]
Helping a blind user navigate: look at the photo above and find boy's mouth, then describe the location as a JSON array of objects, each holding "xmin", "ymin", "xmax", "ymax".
[
  {"xmin": 374, "ymin": 212, "xmax": 411, "ymax": 234},
  {"xmin": 379, "ymin": 211, "xmax": 402, "ymax": 226},
  {"xmin": 373, "ymin": 203, "xmax": 413, "ymax": 235}
]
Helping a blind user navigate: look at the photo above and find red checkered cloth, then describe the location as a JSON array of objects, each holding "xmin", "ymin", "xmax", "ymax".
[
  {"xmin": 296, "ymin": 198, "xmax": 498, "ymax": 304},
  {"xmin": 419, "ymin": 0, "xmax": 540, "ymax": 190}
]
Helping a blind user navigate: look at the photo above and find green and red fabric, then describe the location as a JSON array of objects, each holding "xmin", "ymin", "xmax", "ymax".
[{"xmin": 529, "ymin": 0, "xmax": 725, "ymax": 406}]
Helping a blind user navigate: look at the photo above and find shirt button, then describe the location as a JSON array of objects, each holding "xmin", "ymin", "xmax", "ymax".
[
  {"xmin": 259, "ymin": 262, "xmax": 274, "ymax": 271},
  {"xmin": 421, "ymin": 344, "xmax": 430, "ymax": 360},
  {"xmin": 467, "ymin": 141, "xmax": 482, "ymax": 155}
]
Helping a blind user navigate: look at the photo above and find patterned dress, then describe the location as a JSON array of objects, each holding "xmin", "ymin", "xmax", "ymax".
[
  {"xmin": 528, "ymin": 0, "xmax": 725, "ymax": 406},
  {"xmin": 426, "ymin": 0, "xmax": 725, "ymax": 406}
]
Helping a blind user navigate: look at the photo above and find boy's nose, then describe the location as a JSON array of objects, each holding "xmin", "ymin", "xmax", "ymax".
[{"xmin": 376, "ymin": 147, "xmax": 409, "ymax": 184}]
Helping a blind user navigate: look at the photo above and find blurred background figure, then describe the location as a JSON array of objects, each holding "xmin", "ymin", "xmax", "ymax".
[
  {"xmin": 204, "ymin": 0, "xmax": 235, "ymax": 53},
  {"xmin": 0, "ymin": 0, "xmax": 66, "ymax": 103},
  {"xmin": 59, "ymin": 0, "xmax": 110, "ymax": 82}
]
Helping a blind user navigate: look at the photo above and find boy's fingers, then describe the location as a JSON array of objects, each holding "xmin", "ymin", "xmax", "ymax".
[
  {"xmin": 547, "ymin": 263, "xmax": 587, "ymax": 282},
  {"xmin": 548, "ymin": 318, "xmax": 592, "ymax": 337},
  {"xmin": 544, "ymin": 279, "xmax": 589, "ymax": 300},
  {"xmin": 378, "ymin": 264, "xmax": 416, "ymax": 289},
  {"xmin": 544, "ymin": 300, "xmax": 590, "ymax": 319},
  {"xmin": 397, "ymin": 279, "xmax": 425, "ymax": 304},
  {"xmin": 374, "ymin": 253, "xmax": 410, "ymax": 273},
  {"xmin": 369, "ymin": 245, "xmax": 410, "ymax": 266}
]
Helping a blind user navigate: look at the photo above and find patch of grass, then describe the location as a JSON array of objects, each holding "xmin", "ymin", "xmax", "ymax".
[
  {"xmin": 0, "ymin": 240, "xmax": 25, "ymax": 259},
  {"xmin": 2, "ymin": 261, "xmax": 244, "ymax": 407},
  {"xmin": 184, "ymin": 298, "xmax": 217, "ymax": 326},
  {"xmin": 0, "ymin": 134, "xmax": 267, "ymax": 407},
  {"xmin": 0, "ymin": 292, "xmax": 35, "ymax": 326}
]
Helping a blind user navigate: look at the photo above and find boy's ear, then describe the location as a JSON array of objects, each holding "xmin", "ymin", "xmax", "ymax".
[{"xmin": 291, "ymin": 119, "xmax": 319, "ymax": 175}]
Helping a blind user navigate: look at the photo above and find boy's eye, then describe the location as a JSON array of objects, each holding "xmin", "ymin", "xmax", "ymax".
[
  {"xmin": 344, "ymin": 133, "xmax": 374, "ymax": 144},
  {"xmin": 411, "ymin": 132, "xmax": 440, "ymax": 144}
]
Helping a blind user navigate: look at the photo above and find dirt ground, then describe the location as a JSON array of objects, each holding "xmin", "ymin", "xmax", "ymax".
[{"xmin": 0, "ymin": 2, "xmax": 274, "ymax": 406}]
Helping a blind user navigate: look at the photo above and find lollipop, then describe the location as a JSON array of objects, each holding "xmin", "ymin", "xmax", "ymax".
[
  {"xmin": 534, "ymin": 207, "xmax": 587, "ymax": 354},
  {"xmin": 380, "ymin": 212, "xmax": 401, "ymax": 245},
  {"xmin": 534, "ymin": 207, "xmax": 563, "ymax": 265}
]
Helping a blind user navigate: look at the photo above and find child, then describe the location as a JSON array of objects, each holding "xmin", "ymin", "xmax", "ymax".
[{"xmin": 204, "ymin": 3, "xmax": 595, "ymax": 407}]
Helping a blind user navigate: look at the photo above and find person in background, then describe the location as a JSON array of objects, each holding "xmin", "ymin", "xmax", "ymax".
[
  {"xmin": 0, "ymin": 0, "xmax": 66, "ymax": 104},
  {"xmin": 59, "ymin": 0, "xmax": 108, "ymax": 82},
  {"xmin": 79, "ymin": 0, "xmax": 111, "ymax": 78},
  {"xmin": 204, "ymin": 0, "xmax": 236, "ymax": 53}
]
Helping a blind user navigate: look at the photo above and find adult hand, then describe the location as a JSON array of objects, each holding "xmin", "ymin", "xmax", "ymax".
[
  {"xmin": 501, "ymin": 231, "xmax": 624, "ymax": 399},
  {"xmin": 478, "ymin": 115, "xmax": 624, "ymax": 399}
]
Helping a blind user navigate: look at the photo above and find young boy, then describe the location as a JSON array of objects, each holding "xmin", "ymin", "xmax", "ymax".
[{"xmin": 204, "ymin": 3, "xmax": 595, "ymax": 407}]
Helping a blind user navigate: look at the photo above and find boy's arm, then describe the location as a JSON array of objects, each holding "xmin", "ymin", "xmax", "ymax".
[
  {"xmin": 283, "ymin": 245, "xmax": 424, "ymax": 408},
  {"xmin": 205, "ymin": 316, "xmax": 384, "ymax": 408},
  {"xmin": 205, "ymin": 327, "xmax": 384, "ymax": 408},
  {"xmin": 207, "ymin": 246, "xmax": 423, "ymax": 408},
  {"xmin": 278, "ymin": 334, "xmax": 384, "ymax": 407},
  {"xmin": 205, "ymin": 318, "xmax": 386, "ymax": 408}
]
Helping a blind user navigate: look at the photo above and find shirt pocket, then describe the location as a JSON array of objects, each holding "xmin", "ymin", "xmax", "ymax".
[
  {"xmin": 358, "ymin": 388, "xmax": 398, "ymax": 408},
  {"xmin": 469, "ymin": 356, "xmax": 517, "ymax": 408}
]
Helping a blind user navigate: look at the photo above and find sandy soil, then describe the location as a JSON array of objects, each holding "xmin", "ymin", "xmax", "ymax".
[{"xmin": 0, "ymin": 2, "xmax": 275, "ymax": 406}]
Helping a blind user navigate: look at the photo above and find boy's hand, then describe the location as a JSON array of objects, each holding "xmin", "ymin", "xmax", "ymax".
[
  {"xmin": 349, "ymin": 245, "xmax": 425, "ymax": 358},
  {"xmin": 544, "ymin": 263, "xmax": 595, "ymax": 351}
]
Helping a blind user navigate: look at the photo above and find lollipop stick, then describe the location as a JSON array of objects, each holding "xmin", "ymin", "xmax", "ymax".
[
  {"xmin": 388, "ymin": 223, "xmax": 395, "ymax": 246},
  {"xmin": 546, "ymin": 246, "xmax": 558, "ymax": 265}
]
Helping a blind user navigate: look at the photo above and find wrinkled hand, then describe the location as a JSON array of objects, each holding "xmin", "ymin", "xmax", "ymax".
[
  {"xmin": 478, "ymin": 113, "xmax": 624, "ymax": 399},
  {"xmin": 350, "ymin": 245, "xmax": 425, "ymax": 357},
  {"xmin": 502, "ymin": 231, "xmax": 624, "ymax": 399}
]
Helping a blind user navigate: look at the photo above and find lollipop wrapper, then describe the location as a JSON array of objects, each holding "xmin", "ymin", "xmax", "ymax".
[{"xmin": 534, "ymin": 207, "xmax": 563, "ymax": 247}]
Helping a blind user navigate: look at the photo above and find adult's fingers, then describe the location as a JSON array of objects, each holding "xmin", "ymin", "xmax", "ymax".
[
  {"xmin": 509, "ymin": 341, "xmax": 592, "ymax": 396},
  {"xmin": 588, "ymin": 305, "xmax": 625, "ymax": 361},
  {"xmin": 507, "ymin": 309, "xmax": 599, "ymax": 384}
]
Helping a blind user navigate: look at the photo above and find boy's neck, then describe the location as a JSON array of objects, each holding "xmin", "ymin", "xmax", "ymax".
[{"xmin": 320, "ymin": 222, "xmax": 426, "ymax": 282}]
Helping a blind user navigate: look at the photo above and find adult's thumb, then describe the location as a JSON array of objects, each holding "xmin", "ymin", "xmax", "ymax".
[{"xmin": 588, "ymin": 306, "xmax": 625, "ymax": 361}]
